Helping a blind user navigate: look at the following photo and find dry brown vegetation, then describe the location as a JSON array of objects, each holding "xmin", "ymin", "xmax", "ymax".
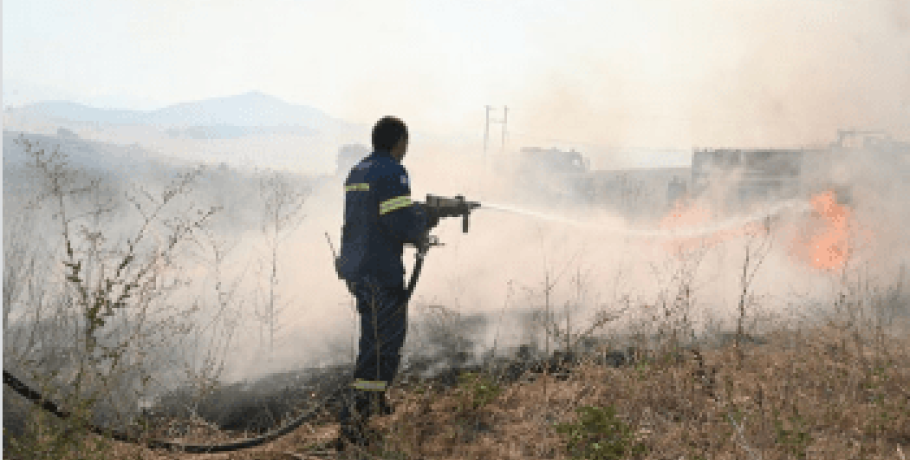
[{"xmin": 10, "ymin": 314, "xmax": 909, "ymax": 460}]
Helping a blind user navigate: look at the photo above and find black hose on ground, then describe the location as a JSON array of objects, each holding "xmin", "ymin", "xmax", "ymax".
[
  {"xmin": 3, "ymin": 369, "xmax": 345, "ymax": 453},
  {"xmin": 2, "ymin": 250, "xmax": 430, "ymax": 454}
]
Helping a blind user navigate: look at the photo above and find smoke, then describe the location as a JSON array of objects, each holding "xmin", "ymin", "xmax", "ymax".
[
  {"xmin": 133, "ymin": 97, "xmax": 906, "ymax": 390},
  {"xmin": 506, "ymin": 0, "xmax": 910, "ymax": 156},
  {"xmin": 7, "ymin": 1, "xmax": 910, "ymax": 419}
]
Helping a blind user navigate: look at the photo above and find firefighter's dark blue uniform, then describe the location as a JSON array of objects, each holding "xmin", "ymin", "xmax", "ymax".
[{"xmin": 336, "ymin": 148, "xmax": 428, "ymax": 439}]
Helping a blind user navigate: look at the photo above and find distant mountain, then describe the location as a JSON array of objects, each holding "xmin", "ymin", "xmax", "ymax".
[
  {"xmin": 5, "ymin": 91, "xmax": 345, "ymax": 131},
  {"xmin": 148, "ymin": 91, "xmax": 333, "ymax": 127},
  {"xmin": 164, "ymin": 124, "xmax": 319, "ymax": 140},
  {"xmin": 8, "ymin": 100, "xmax": 145, "ymax": 125}
]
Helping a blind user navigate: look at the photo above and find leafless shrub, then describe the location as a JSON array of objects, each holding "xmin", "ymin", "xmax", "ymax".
[
  {"xmin": 3, "ymin": 136, "xmax": 220, "ymax": 458},
  {"xmin": 254, "ymin": 172, "xmax": 310, "ymax": 353}
]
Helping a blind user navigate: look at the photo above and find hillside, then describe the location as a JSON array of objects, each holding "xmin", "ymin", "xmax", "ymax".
[{"xmin": 5, "ymin": 91, "xmax": 342, "ymax": 129}]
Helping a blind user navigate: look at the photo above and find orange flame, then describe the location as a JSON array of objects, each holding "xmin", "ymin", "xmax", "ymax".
[
  {"xmin": 789, "ymin": 190, "xmax": 853, "ymax": 271},
  {"xmin": 659, "ymin": 190, "xmax": 866, "ymax": 272}
]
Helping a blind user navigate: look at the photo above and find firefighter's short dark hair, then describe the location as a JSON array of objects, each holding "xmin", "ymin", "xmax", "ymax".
[{"xmin": 372, "ymin": 116, "xmax": 408, "ymax": 151}]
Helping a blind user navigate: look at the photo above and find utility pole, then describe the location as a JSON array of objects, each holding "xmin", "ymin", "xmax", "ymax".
[
  {"xmin": 501, "ymin": 106, "xmax": 508, "ymax": 153},
  {"xmin": 481, "ymin": 105, "xmax": 508, "ymax": 201},
  {"xmin": 484, "ymin": 105, "xmax": 492, "ymax": 161},
  {"xmin": 483, "ymin": 105, "xmax": 509, "ymax": 160}
]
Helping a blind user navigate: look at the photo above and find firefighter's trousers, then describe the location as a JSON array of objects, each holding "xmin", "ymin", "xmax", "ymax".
[{"xmin": 338, "ymin": 277, "xmax": 407, "ymax": 436}]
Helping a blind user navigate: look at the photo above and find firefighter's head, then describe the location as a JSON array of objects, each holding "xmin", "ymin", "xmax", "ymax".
[{"xmin": 373, "ymin": 116, "xmax": 409, "ymax": 162}]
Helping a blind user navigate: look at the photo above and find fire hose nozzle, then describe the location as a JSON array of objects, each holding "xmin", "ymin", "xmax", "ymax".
[
  {"xmin": 423, "ymin": 194, "xmax": 481, "ymax": 233},
  {"xmin": 405, "ymin": 195, "xmax": 479, "ymax": 303}
]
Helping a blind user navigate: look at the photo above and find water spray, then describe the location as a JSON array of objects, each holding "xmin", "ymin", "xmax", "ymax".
[
  {"xmin": 481, "ymin": 199, "xmax": 814, "ymax": 240},
  {"xmin": 415, "ymin": 193, "xmax": 812, "ymax": 243}
]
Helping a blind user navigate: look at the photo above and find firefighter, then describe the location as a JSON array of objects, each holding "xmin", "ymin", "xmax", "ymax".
[{"xmin": 331, "ymin": 116, "xmax": 439, "ymax": 450}]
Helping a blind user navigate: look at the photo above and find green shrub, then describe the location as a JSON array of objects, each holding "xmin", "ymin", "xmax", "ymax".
[
  {"xmin": 555, "ymin": 405, "xmax": 648, "ymax": 460},
  {"xmin": 773, "ymin": 409, "xmax": 812, "ymax": 460},
  {"xmin": 5, "ymin": 394, "xmax": 114, "ymax": 460},
  {"xmin": 456, "ymin": 371, "xmax": 503, "ymax": 412}
]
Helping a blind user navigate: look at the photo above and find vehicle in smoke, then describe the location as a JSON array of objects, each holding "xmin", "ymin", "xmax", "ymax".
[
  {"xmin": 690, "ymin": 147, "xmax": 809, "ymax": 212},
  {"xmin": 587, "ymin": 167, "xmax": 690, "ymax": 222},
  {"xmin": 831, "ymin": 129, "xmax": 910, "ymax": 153},
  {"xmin": 492, "ymin": 130, "xmax": 908, "ymax": 222},
  {"xmin": 494, "ymin": 146, "xmax": 689, "ymax": 221},
  {"xmin": 493, "ymin": 146, "xmax": 595, "ymax": 207},
  {"xmin": 689, "ymin": 129, "xmax": 910, "ymax": 213}
]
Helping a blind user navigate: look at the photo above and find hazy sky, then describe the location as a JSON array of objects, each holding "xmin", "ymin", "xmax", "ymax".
[{"xmin": 4, "ymin": 0, "xmax": 910, "ymax": 147}]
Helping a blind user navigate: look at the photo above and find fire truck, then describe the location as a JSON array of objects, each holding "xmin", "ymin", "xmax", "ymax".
[
  {"xmin": 494, "ymin": 146, "xmax": 689, "ymax": 221},
  {"xmin": 493, "ymin": 147, "xmax": 596, "ymax": 207},
  {"xmin": 689, "ymin": 130, "xmax": 910, "ymax": 212}
]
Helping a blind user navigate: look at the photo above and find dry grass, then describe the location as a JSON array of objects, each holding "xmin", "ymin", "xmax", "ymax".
[{"xmin": 17, "ymin": 317, "xmax": 907, "ymax": 460}]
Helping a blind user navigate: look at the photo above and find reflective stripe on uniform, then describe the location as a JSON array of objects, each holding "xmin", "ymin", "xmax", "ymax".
[
  {"xmin": 379, "ymin": 195, "xmax": 412, "ymax": 215},
  {"xmin": 345, "ymin": 183, "xmax": 370, "ymax": 192},
  {"xmin": 351, "ymin": 379, "xmax": 387, "ymax": 391}
]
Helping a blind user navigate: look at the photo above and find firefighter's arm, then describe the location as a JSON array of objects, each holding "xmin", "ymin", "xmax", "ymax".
[{"xmin": 374, "ymin": 169, "xmax": 429, "ymax": 244}]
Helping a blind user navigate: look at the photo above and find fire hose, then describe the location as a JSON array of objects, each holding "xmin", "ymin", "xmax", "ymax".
[{"xmin": 3, "ymin": 194, "xmax": 480, "ymax": 454}]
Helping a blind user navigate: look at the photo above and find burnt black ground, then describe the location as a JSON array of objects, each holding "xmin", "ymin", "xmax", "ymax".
[
  {"xmin": 136, "ymin": 339, "xmax": 638, "ymax": 436},
  {"xmin": 1, "ymin": 331, "xmax": 782, "ymax": 443}
]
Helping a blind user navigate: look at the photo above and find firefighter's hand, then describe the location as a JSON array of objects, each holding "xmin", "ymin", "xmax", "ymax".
[
  {"xmin": 416, "ymin": 233, "xmax": 431, "ymax": 253},
  {"xmin": 415, "ymin": 233, "xmax": 441, "ymax": 253}
]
